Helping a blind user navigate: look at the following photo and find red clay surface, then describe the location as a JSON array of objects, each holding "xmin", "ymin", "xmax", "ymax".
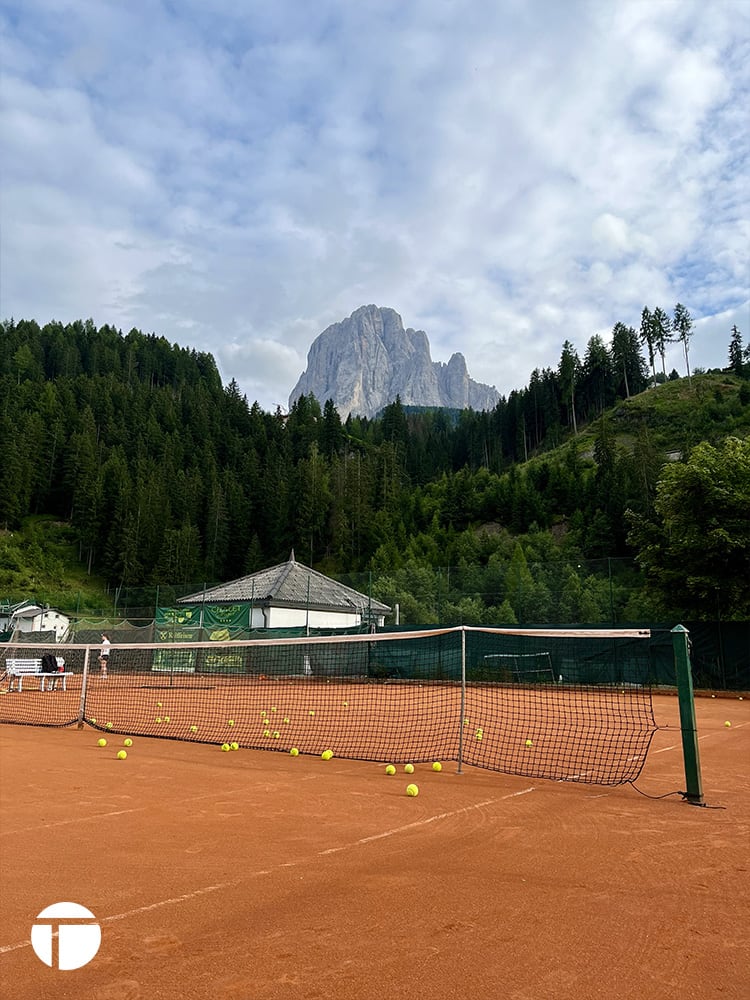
[{"xmin": 1, "ymin": 694, "xmax": 748, "ymax": 1000}]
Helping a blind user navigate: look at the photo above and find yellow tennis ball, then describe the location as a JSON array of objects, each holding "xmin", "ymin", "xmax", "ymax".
[
  {"xmin": 342, "ymin": 701, "xmax": 349, "ymax": 708},
  {"xmin": 97, "ymin": 738, "xmax": 107, "ymax": 747},
  {"xmin": 263, "ymin": 729, "xmax": 271, "ymax": 737},
  {"xmin": 228, "ymin": 719, "xmax": 235, "ymax": 726},
  {"xmin": 321, "ymin": 749, "xmax": 333, "ymax": 760},
  {"xmin": 271, "ymin": 707, "xmax": 277, "ymax": 712},
  {"xmin": 90, "ymin": 718, "xmax": 96, "ymax": 724},
  {"xmin": 385, "ymin": 764, "xmax": 396, "ymax": 775},
  {"xmin": 476, "ymin": 733, "xmax": 483, "ymax": 741},
  {"xmin": 105, "ymin": 722, "xmax": 113, "ymax": 730},
  {"xmin": 724, "ymin": 721, "xmax": 732, "ymax": 727},
  {"xmin": 406, "ymin": 783, "xmax": 419, "ymax": 797},
  {"xmin": 230, "ymin": 741, "xmax": 239, "ymax": 751},
  {"xmin": 123, "ymin": 738, "xmax": 133, "ymax": 747},
  {"xmin": 221, "ymin": 743, "xmax": 231, "ymax": 752},
  {"xmin": 289, "ymin": 747, "xmax": 299, "ymax": 756},
  {"xmin": 116, "ymin": 750, "xmax": 127, "ymax": 760},
  {"xmin": 432, "ymin": 761, "xmax": 442, "ymax": 772},
  {"xmin": 525, "ymin": 739, "xmax": 533, "ymax": 747},
  {"xmin": 273, "ymin": 731, "xmax": 280, "ymax": 739},
  {"xmin": 157, "ymin": 702, "xmax": 162, "ymax": 708},
  {"xmin": 283, "ymin": 717, "xmax": 290, "ymax": 724},
  {"xmin": 404, "ymin": 763, "xmax": 415, "ymax": 774},
  {"xmin": 309, "ymin": 710, "xmax": 315, "ymax": 716},
  {"xmin": 156, "ymin": 716, "xmax": 162, "ymax": 723},
  {"xmin": 164, "ymin": 716, "xmax": 170, "ymax": 723},
  {"xmin": 190, "ymin": 725, "xmax": 198, "ymax": 732}
]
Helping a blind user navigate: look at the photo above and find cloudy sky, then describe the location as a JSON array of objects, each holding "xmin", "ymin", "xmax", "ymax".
[{"xmin": 2, "ymin": 0, "xmax": 748, "ymax": 411}]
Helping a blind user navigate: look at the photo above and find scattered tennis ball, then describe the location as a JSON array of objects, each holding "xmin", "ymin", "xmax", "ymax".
[
  {"xmin": 97, "ymin": 738, "xmax": 107, "ymax": 747},
  {"xmin": 404, "ymin": 763, "xmax": 415, "ymax": 774},
  {"xmin": 724, "ymin": 721, "xmax": 732, "ymax": 728},
  {"xmin": 739, "ymin": 697, "xmax": 744, "ymax": 701},
  {"xmin": 90, "ymin": 718, "xmax": 96, "ymax": 724},
  {"xmin": 116, "ymin": 750, "xmax": 127, "ymax": 760},
  {"xmin": 105, "ymin": 722, "xmax": 113, "ymax": 730},
  {"xmin": 475, "ymin": 732, "xmax": 483, "ymax": 741},
  {"xmin": 283, "ymin": 717, "xmax": 290, "ymax": 724},
  {"xmin": 228, "ymin": 719, "xmax": 235, "ymax": 727},
  {"xmin": 406, "ymin": 783, "xmax": 419, "ymax": 797},
  {"xmin": 272, "ymin": 731, "xmax": 280, "ymax": 739},
  {"xmin": 156, "ymin": 716, "xmax": 162, "ymax": 723},
  {"xmin": 309, "ymin": 710, "xmax": 315, "ymax": 716},
  {"xmin": 432, "ymin": 762, "xmax": 442, "ymax": 772},
  {"xmin": 190, "ymin": 725, "xmax": 198, "ymax": 732},
  {"xmin": 157, "ymin": 702, "xmax": 162, "ymax": 708},
  {"xmin": 260, "ymin": 710, "xmax": 267, "ymax": 717},
  {"xmin": 221, "ymin": 743, "xmax": 231, "ymax": 751},
  {"xmin": 321, "ymin": 749, "xmax": 334, "ymax": 760},
  {"xmin": 342, "ymin": 701, "xmax": 349, "ymax": 708},
  {"xmin": 525, "ymin": 739, "xmax": 533, "ymax": 747},
  {"xmin": 164, "ymin": 715, "xmax": 171, "ymax": 723},
  {"xmin": 385, "ymin": 764, "xmax": 396, "ymax": 775},
  {"xmin": 711, "ymin": 694, "xmax": 716, "ymax": 698},
  {"xmin": 463, "ymin": 718, "xmax": 470, "ymax": 726},
  {"xmin": 271, "ymin": 707, "xmax": 277, "ymax": 713},
  {"xmin": 289, "ymin": 747, "xmax": 300, "ymax": 756},
  {"xmin": 123, "ymin": 738, "xmax": 133, "ymax": 747},
  {"xmin": 230, "ymin": 741, "xmax": 239, "ymax": 751},
  {"xmin": 263, "ymin": 729, "xmax": 271, "ymax": 737}
]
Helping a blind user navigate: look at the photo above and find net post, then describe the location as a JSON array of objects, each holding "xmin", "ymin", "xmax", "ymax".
[
  {"xmin": 672, "ymin": 625, "xmax": 704, "ymax": 806},
  {"xmin": 76, "ymin": 648, "xmax": 91, "ymax": 729},
  {"xmin": 457, "ymin": 627, "xmax": 466, "ymax": 774}
]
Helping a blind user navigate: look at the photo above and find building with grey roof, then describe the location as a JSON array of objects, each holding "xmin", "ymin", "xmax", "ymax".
[{"xmin": 178, "ymin": 552, "xmax": 391, "ymax": 630}]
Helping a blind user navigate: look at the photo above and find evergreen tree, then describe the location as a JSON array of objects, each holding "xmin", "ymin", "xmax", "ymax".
[
  {"xmin": 672, "ymin": 303, "xmax": 694, "ymax": 382},
  {"xmin": 728, "ymin": 325, "xmax": 744, "ymax": 377}
]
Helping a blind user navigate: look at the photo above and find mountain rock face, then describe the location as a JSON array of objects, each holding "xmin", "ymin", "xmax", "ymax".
[{"xmin": 289, "ymin": 305, "xmax": 500, "ymax": 418}]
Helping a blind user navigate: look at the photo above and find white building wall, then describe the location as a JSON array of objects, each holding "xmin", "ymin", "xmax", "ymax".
[{"xmin": 266, "ymin": 607, "xmax": 361, "ymax": 629}]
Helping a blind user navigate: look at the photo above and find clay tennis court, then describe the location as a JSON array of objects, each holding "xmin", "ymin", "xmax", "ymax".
[{"xmin": 1, "ymin": 694, "xmax": 748, "ymax": 1000}]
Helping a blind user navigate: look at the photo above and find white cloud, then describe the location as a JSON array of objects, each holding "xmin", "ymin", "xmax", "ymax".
[{"xmin": 1, "ymin": 0, "xmax": 748, "ymax": 411}]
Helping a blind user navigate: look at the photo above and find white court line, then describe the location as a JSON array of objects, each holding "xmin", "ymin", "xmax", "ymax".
[{"xmin": 0, "ymin": 786, "xmax": 535, "ymax": 956}]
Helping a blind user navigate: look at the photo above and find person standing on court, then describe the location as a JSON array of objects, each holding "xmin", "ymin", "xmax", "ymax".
[{"xmin": 99, "ymin": 634, "xmax": 110, "ymax": 677}]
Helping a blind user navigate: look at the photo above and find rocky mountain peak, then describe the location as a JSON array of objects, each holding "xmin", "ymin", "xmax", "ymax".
[{"xmin": 289, "ymin": 306, "xmax": 499, "ymax": 419}]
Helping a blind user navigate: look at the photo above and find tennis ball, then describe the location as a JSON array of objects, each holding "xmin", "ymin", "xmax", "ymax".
[
  {"xmin": 463, "ymin": 718, "xmax": 470, "ymax": 726},
  {"xmin": 97, "ymin": 738, "xmax": 107, "ymax": 747},
  {"xmin": 156, "ymin": 716, "xmax": 162, "ymax": 723},
  {"xmin": 230, "ymin": 741, "xmax": 239, "ymax": 751},
  {"xmin": 724, "ymin": 721, "xmax": 732, "ymax": 727},
  {"xmin": 711, "ymin": 694, "xmax": 716, "ymax": 698},
  {"xmin": 525, "ymin": 739, "xmax": 533, "ymax": 747},
  {"xmin": 289, "ymin": 747, "xmax": 299, "ymax": 756},
  {"xmin": 432, "ymin": 761, "xmax": 442, "ymax": 772},
  {"xmin": 309, "ymin": 710, "xmax": 315, "ymax": 716},
  {"xmin": 221, "ymin": 743, "xmax": 231, "ymax": 751},
  {"xmin": 283, "ymin": 717, "xmax": 290, "ymax": 724},
  {"xmin": 406, "ymin": 783, "xmax": 419, "ymax": 797},
  {"xmin": 404, "ymin": 763, "xmax": 415, "ymax": 774},
  {"xmin": 157, "ymin": 702, "xmax": 162, "ymax": 708},
  {"xmin": 190, "ymin": 725, "xmax": 198, "ymax": 733},
  {"xmin": 321, "ymin": 749, "xmax": 333, "ymax": 760},
  {"xmin": 123, "ymin": 738, "xmax": 133, "ymax": 747},
  {"xmin": 90, "ymin": 718, "xmax": 96, "ymax": 724},
  {"xmin": 343, "ymin": 701, "xmax": 349, "ymax": 708},
  {"xmin": 476, "ymin": 732, "xmax": 483, "ymax": 741},
  {"xmin": 105, "ymin": 722, "xmax": 113, "ymax": 730},
  {"xmin": 385, "ymin": 764, "xmax": 396, "ymax": 775},
  {"xmin": 228, "ymin": 719, "xmax": 235, "ymax": 727},
  {"xmin": 271, "ymin": 707, "xmax": 277, "ymax": 713},
  {"xmin": 263, "ymin": 728, "xmax": 271, "ymax": 737},
  {"xmin": 164, "ymin": 716, "xmax": 170, "ymax": 723},
  {"xmin": 116, "ymin": 750, "xmax": 127, "ymax": 760}
]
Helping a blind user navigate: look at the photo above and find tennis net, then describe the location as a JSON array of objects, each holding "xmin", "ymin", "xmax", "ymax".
[{"xmin": 0, "ymin": 626, "xmax": 657, "ymax": 785}]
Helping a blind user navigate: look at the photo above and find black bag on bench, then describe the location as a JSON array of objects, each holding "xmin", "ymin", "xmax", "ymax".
[{"xmin": 41, "ymin": 653, "xmax": 58, "ymax": 673}]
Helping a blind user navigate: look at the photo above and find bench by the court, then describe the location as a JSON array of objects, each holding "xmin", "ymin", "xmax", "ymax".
[{"xmin": 4, "ymin": 658, "xmax": 73, "ymax": 692}]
